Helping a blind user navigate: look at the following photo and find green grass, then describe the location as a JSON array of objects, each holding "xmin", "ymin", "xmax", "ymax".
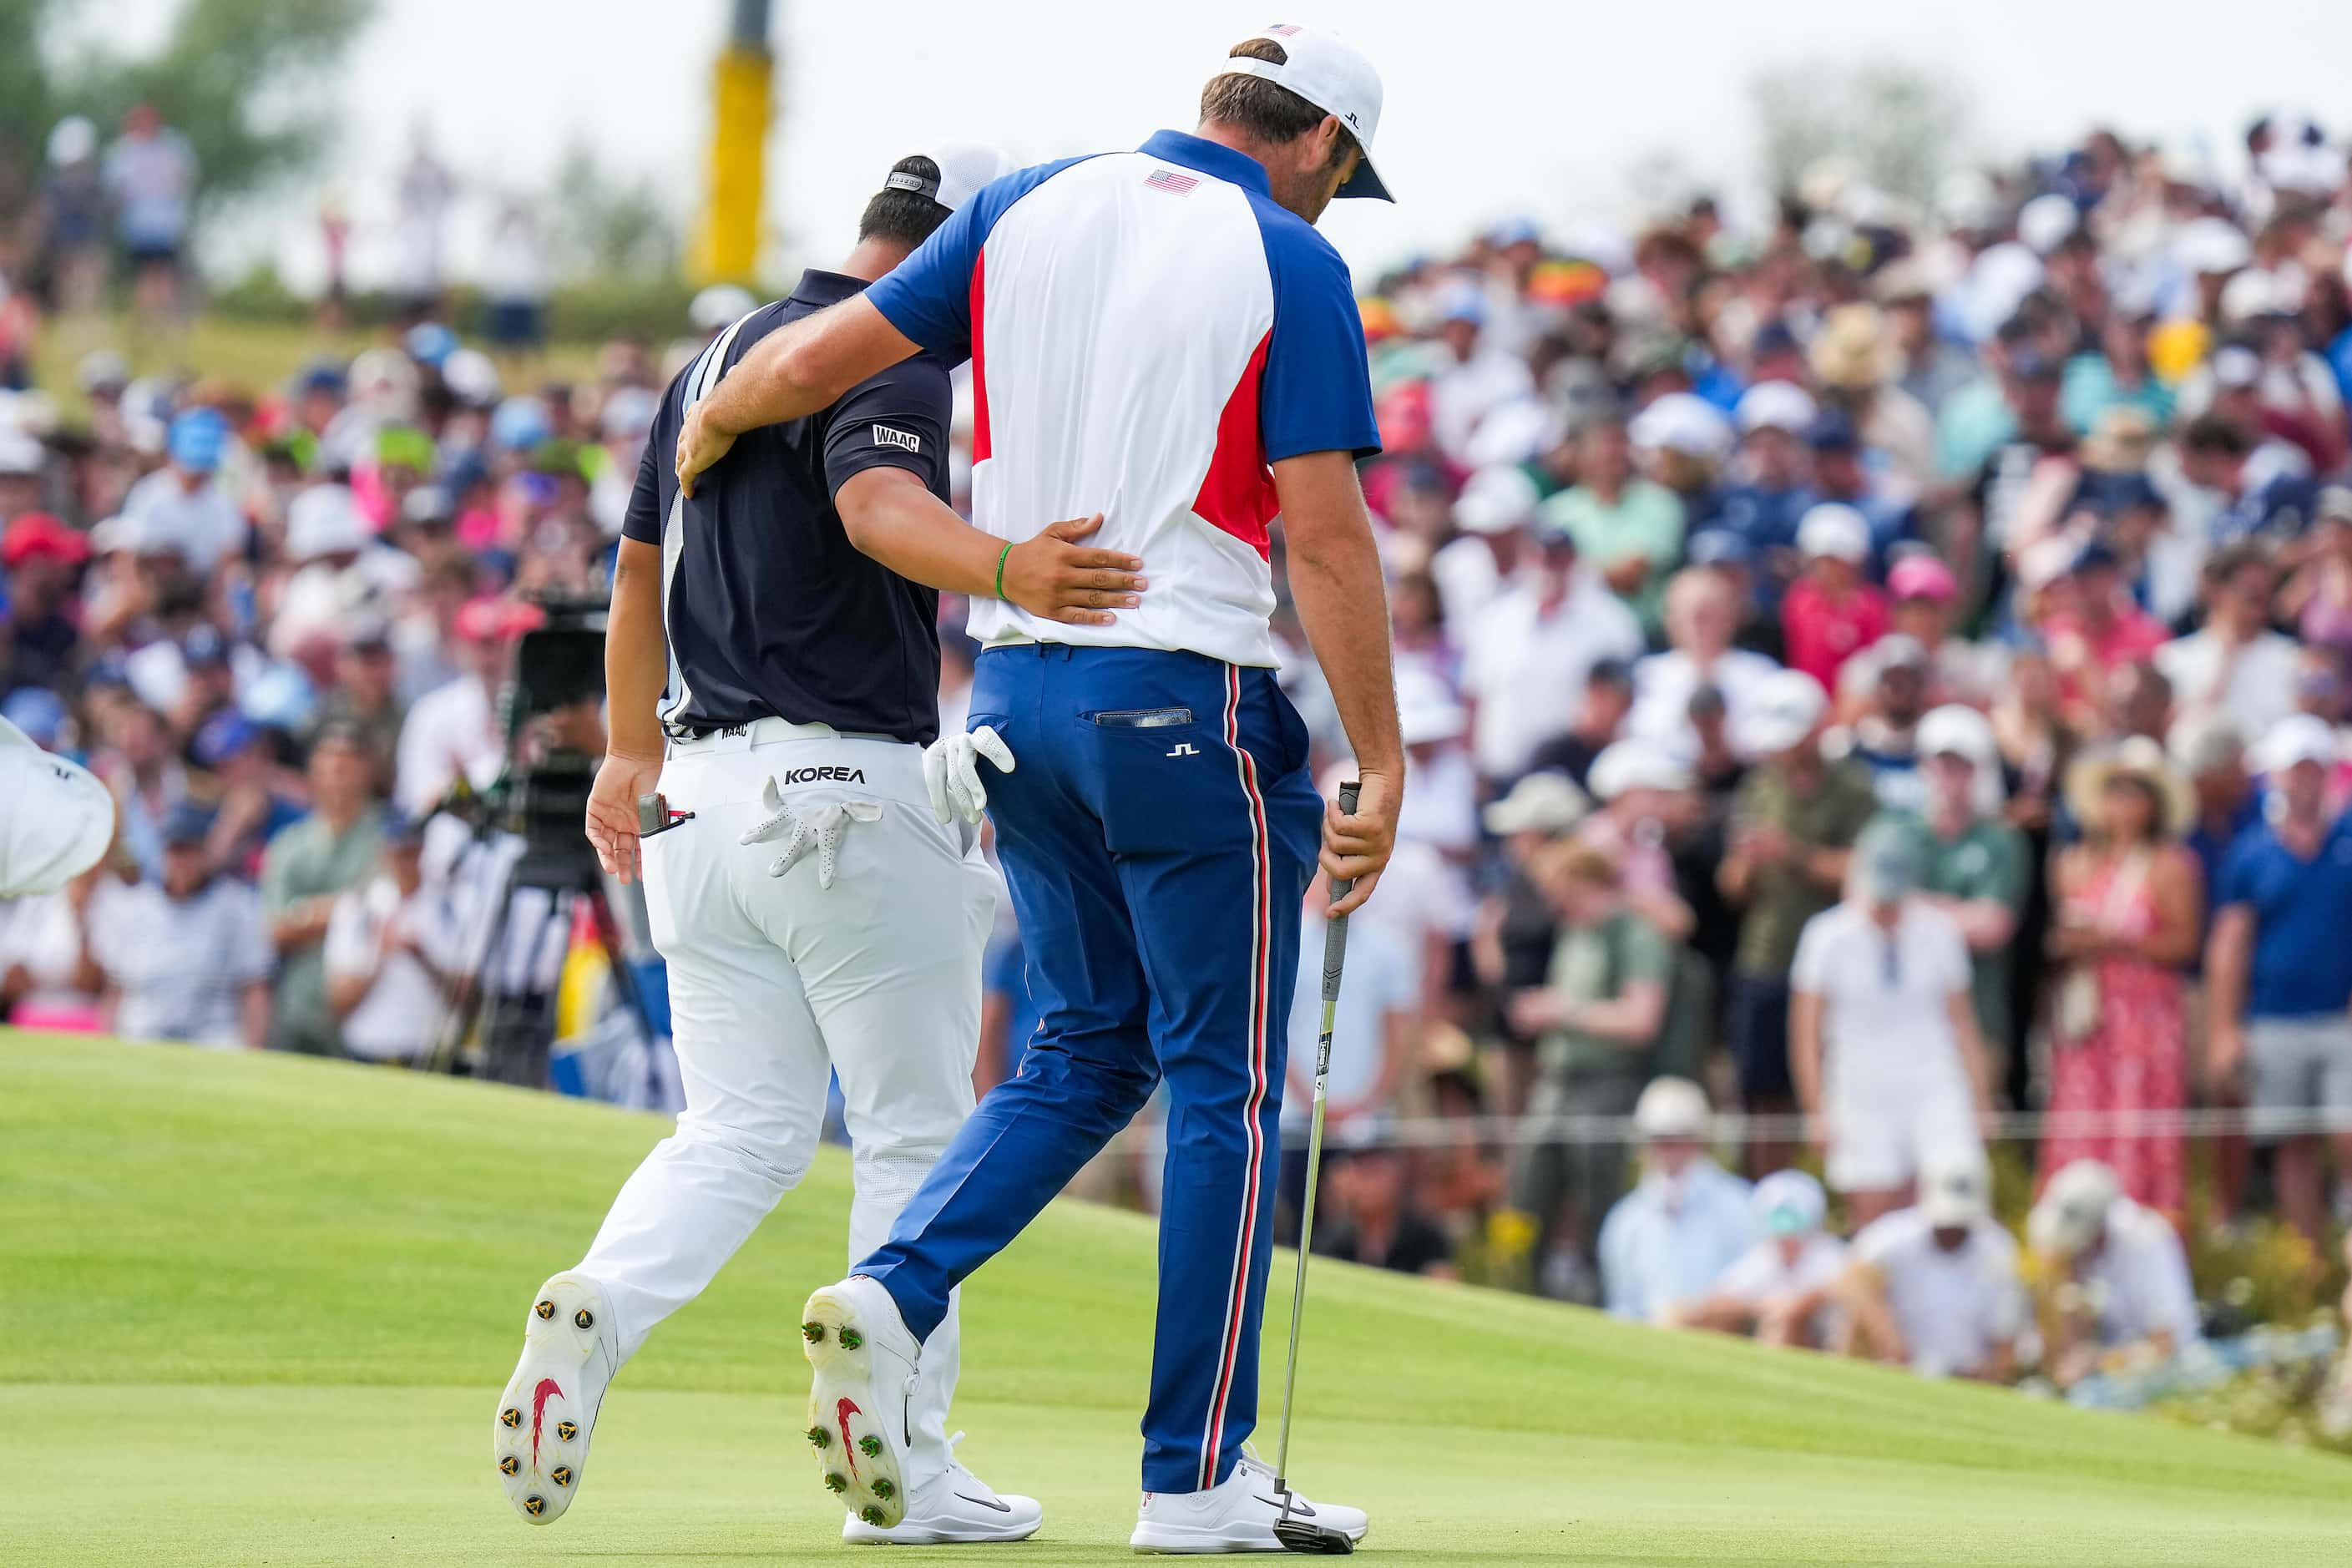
[
  {"xmin": 2, "ymin": 1029, "xmax": 2345, "ymax": 1565},
  {"xmin": 28, "ymin": 316, "xmax": 601, "ymax": 422}
]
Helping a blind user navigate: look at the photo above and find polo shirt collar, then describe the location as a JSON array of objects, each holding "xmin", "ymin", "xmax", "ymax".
[
  {"xmin": 1139, "ymin": 129, "xmax": 1270, "ymax": 196},
  {"xmin": 792, "ymin": 269, "xmax": 871, "ymax": 306}
]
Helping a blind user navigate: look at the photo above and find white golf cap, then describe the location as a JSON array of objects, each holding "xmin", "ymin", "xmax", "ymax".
[
  {"xmin": 1397, "ymin": 684, "xmax": 1467, "ymax": 746},
  {"xmin": 1734, "ymin": 378, "xmax": 1818, "ymax": 437},
  {"xmin": 1632, "ymin": 1076, "xmax": 1711, "ymax": 1141},
  {"xmin": 1628, "ymin": 392, "xmax": 1734, "ymax": 464},
  {"xmin": 2257, "ymin": 712, "xmax": 2342, "ymax": 773},
  {"xmin": 2016, "ymin": 192, "xmax": 2080, "ymax": 256},
  {"xmin": 2028, "ymin": 1159, "xmax": 2121, "ymax": 1258},
  {"xmin": 1481, "ymin": 770, "xmax": 1591, "ymax": 837},
  {"xmin": 1917, "ymin": 703, "xmax": 1999, "ymax": 771},
  {"xmin": 887, "ymin": 139, "xmax": 1015, "ymax": 213},
  {"xmin": 1736, "ymin": 668, "xmax": 1829, "ymax": 756},
  {"xmin": 1213, "ymin": 23, "xmax": 1392, "ymax": 202},
  {"xmin": 1798, "ymin": 503, "xmax": 1871, "ymax": 564},
  {"xmin": 1453, "ymin": 464, "xmax": 1540, "ymax": 536},
  {"xmin": 286, "ymin": 484, "xmax": 371, "ymax": 561},
  {"xmin": 1917, "ymin": 1146, "xmax": 1991, "ymax": 1228},
  {"xmin": 1587, "ymin": 739, "xmax": 1694, "ymax": 802},
  {"xmin": 0, "ymin": 714, "xmax": 114, "ymax": 898}
]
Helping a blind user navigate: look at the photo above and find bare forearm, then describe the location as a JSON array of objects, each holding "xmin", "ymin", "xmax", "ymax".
[
  {"xmin": 1287, "ymin": 518, "xmax": 1402, "ymax": 776},
  {"xmin": 605, "ymin": 539, "xmax": 666, "ymax": 761},
  {"xmin": 841, "ymin": 476, "xmax": 1006, "ymax": 598},
  {"xmin": 1790, "ymin": 994, "xmax": 1823, "ymax": 1112},
  {"xmin": 2206, "ymin": 910, "xmax": 2250, "ymax": 1024}
]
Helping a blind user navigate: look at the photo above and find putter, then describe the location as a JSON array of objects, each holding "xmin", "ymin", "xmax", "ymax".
[{"xmin": 1270, "ymin": 779, "xmax": 1360, "ymax": 1555}]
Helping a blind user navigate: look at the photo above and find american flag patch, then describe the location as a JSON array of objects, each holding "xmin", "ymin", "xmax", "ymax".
[
  {"xmin": 1265, "ymin": 22, "xmax": 1300, "ymax": 34},
  {"xmin": 1145, "ymin": 169, "xmax": 1198, "ymax": 195}
]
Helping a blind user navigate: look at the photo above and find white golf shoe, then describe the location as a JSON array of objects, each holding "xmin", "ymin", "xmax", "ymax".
[
  {"xmin": 493, "ymin": 1273, "xmax": 618, "ymax": 1525},
  {"xmin": 840, "ymin": 1433, "xmax": 1044, "ymax": 1545},
  {"xmin": 801, "ymin": 1275, "xmax": 923, "ymax": 1531},
  {"xmin": 1130, "ymin": 1449, "xmax": 1368, "ymax": 1554}
]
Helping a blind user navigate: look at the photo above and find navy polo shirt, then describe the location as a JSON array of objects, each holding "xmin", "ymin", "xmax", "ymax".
[
  {"xmin": 2217, "ymin": 811, "xmax": 2352, "ymax": 1019},
  {"xmin": 622, "ymin": 270, "xmax": 952, "ymax": 744}
]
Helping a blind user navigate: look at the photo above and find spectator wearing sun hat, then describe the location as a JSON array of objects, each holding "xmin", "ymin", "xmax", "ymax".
[
  {"xmin": 1809, "ymin": 301, "xmax": 1935, "ymax": 489},
  {"xmin": 1781, "ymin": 503, "xmax": 1889, "ymax": 693},
  {"xmin": 2209, "ymin": 715, "xmax": 2352, "ymax": 1245},
  {"xmin": 2042, "ymin": 736, "xmax": 2203, "ymax": 1216}
]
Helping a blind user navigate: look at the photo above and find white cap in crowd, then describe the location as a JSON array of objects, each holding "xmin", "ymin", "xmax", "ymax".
[
  {"xmin": 1452, "ymin": 464, "xmax": 1540, "ymax": 536},
  {"xmin": 889, "ymin": 140, "xmax": 1016, "ymax": 212},
  {"xmin": 1917, "ymin": 1146, "xmax": 1992, "ymax": 1228},
  {"xmin": 2028, "ymin": 1159, "xmax": 2122, "ymax": 1258},
  {"xmin": 1735, "ymin": 379, "xmax": 1818, "ymax": 437},
  {"xmin": 2257, "ymin": 712, "xmax": 2342, "ymax": 774},
  {"xmin": 1917, "ymin": 704, "xmax": 1999, "ymax": 773},
  {"xmin": 1481, "ymin": 770, "xmax": 1591, "ymax": 837},
  {"xmin": 1397, "ymin": 685, "xmax": 1468, "ymax": 748},
  {"xmin": 2176, "ymin": 215, "xmax": 2252, "ymax": 276},
  {"xmin": 1212, "ymin": 23, "xmax": 1392, "ymax": 201},
  {"xmin": 1737, "ymin": 668, "xmax": 1828, "ymax": 756},
  {"xmin": 1797, "ymin": 503, "xmax": 1872, "ymax": 564},
  {"xmin": 1753, "ymin": 1169, "xmax": 1828, "ymax": 1237},
  {"xmin": 1629, "ymin": 392, "xmax": 1734, "ymax": 464},
  {"xmin": 2016, "ymin": 192, "xmax": 2081, "ymax": 255},
  {"xmin": 286, "ymin": 484, "xmax": 371, "ymax": 562},
  {"xmin": 1587, "ymin": 738, "xmax": 1693, "ymax": 802},
  {"xmin": 1632, "ymin": 1076, "xmax": 1711, "ymax": 1142}
]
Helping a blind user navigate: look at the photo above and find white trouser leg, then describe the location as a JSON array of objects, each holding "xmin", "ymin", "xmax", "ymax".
[
  {"xmin": 580, "ymin": 733, "xmax": 997, "ymax": 1489},
  {"xmin": 574, "ymin": 751, "xmax": 832, "ymax": 1363},
  {"xmin": 792, "ymin": 801, "xmax": 994, "ymax": 1490}
]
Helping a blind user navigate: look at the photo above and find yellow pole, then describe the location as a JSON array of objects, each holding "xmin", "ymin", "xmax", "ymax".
[{"xmin": 690, "ymin": 3, "xmax": 774, "ymax": 285}]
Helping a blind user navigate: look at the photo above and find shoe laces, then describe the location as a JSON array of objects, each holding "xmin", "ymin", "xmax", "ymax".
[{"xmin": 940, "ymin": 1431, "xmax": 997, "ymax": 1500}]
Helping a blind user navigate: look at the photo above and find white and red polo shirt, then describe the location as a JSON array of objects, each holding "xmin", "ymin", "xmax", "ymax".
[{"xmin": 864, "ymin": 129, "xmax": 1381, "ymax": 670}]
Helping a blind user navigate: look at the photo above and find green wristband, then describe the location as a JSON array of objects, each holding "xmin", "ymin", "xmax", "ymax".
[{"xmin": 994, "ymin": 540, "xmax": 1014, "ymax": 602}]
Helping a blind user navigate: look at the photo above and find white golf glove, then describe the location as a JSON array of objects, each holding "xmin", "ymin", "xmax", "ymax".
[
  {"xmin": 739, "ymin": 777, "xmax": 883, "ymax": 890},
  {"xmin": 923, "ymin": 724, "xmax": 1014, "ymax": 825}
]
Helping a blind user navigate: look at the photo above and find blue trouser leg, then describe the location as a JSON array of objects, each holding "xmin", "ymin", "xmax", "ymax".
[{"xmin": 855, "ymin": 646, "xmax": 1318, "ymax": 1495}]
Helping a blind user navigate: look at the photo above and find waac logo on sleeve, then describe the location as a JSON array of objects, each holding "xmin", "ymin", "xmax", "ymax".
[{"xmin": 873, "ymin": 425, "xmax": 922, "ymax": 453}]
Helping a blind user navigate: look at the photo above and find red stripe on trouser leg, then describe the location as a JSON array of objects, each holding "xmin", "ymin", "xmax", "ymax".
[{"xmin": 1200, "ymin": 662, "xmax": 1273, "ymax": 1489}]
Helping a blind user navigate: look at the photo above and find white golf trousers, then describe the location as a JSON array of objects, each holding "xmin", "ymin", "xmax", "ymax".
[{"xmin": 574, "ymin": 718, "xmax": 997, "ymax": 1484}]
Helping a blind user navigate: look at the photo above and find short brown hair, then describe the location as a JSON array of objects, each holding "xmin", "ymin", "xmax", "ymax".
[{"xmin": 1198, "ymin": 38, "xmax": 1359, "ymax": 163}]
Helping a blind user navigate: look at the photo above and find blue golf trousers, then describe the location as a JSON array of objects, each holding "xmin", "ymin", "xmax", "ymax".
[{"xmin": 858, "ymin": 644, "xmax": 1321, "ymax": 1494}]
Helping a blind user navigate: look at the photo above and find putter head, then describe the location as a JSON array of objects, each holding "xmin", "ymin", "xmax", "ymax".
[{"xmin": 1272, "ymin": 1490, "xmax": 1356, "ymax": 1555}]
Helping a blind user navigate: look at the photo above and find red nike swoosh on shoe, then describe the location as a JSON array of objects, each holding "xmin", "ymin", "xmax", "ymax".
[
  {"xmin": 530, "ymin": 1378, "xmax": 563, "ymax": 1464},
  {"xmin": 837, "ymin": 1397, "xmax": 862, "ymax": 1476}
]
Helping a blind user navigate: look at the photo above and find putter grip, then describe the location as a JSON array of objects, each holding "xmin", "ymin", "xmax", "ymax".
[{"xmin": 1320, "ymin": 781, "xmax": 1359, "ymax": 1003}]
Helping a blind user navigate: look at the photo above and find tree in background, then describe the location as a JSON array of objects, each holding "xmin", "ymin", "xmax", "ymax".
[
  {"xmin": 547, "ymin": 139, "xmax": 684, "ymax": 283},
  {"xmin": 0, "ymin": 0, "xmax": 374, "ymax": 236},
  {"xmin": 1751, "ymin": 59, "xmax": 1975, "ymax": 210}
]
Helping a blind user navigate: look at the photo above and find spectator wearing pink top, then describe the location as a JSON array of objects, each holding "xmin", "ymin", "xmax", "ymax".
[{"xmin": 1782, "ymin": 504, "xmax": 1889, "ymax": 694}]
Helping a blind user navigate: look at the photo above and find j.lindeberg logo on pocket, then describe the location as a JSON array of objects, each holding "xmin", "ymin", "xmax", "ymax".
[{"xmin": 1166, "ymin": 742, "xmax": 1201, "ymax": 757}]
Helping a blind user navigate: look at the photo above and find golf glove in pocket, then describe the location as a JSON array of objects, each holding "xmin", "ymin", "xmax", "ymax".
[
  {"xmin": 923, "ymin": 725, "xmax": 1015, "ymax": 825},
  {"xmin": 739, "ymin": 778, "xmax": 883, "ymax": 890}
]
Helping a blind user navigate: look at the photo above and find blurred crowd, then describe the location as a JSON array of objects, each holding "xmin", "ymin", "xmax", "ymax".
[{"xmin": 10, "ymin": 111, "xmax": 2352, "ymax": 1402}]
